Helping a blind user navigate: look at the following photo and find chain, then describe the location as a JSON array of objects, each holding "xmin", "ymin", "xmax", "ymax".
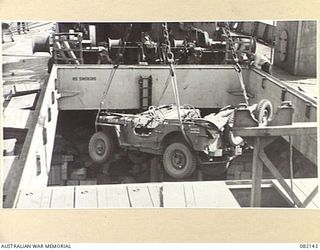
[
  {"xmin": 223, "ymin": 24, "xmax": 241, "ymax": 72},
  {"xmin": 162, "ymin": 23, "xmax": 191, "ymax": 146},
  {"xmin": 222, "ymin": 23, "xmax": 249, "ymax": 105},
  {"xmin": 162, "ymin": 23, "xmax": 174, "ymax": 65}
]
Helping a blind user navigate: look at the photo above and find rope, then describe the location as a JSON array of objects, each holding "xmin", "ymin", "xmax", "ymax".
[
  {"xmin": 289, "ymin": 136, "xmax": 294, "ymax": 190},
  {"xmin": 157, "ymin": 72, "xmax": 171, "ymax": 105},
  {"xmin": 95, "ymin": 65, "xmax": 118, "ymax": 130}
]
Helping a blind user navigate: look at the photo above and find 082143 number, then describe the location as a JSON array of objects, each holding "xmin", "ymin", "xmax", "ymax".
[{"xmin": 300, "ymin": 244, "xmax": 319, "ymax": 248}]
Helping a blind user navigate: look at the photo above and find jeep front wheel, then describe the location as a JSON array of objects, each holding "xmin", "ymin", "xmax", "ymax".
[
  {"xmin": 88, "ymin": 131, "xmax": 114, "ymax": 164},
  {"xmin": 163, "ymin": 142, "xmax": 196, "ymax": 179}
]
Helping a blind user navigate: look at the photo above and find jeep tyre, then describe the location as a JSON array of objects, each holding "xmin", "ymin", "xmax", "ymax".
[
  {"xmin": 254, "ymin": 99, "xmax": 273, "ymax": 125},
  {"xmin": 88, "ymin": 131, "xmax": 114, "ymax": 164},
  {"xmin": 163, "ymin": 142, "xmax": 196, "ymax": 179}
]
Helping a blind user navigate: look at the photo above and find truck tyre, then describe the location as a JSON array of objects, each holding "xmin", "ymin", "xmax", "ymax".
[
  {"xmin": 254, "ymin": 99, "xmax": 273, "ymax": 125},
  {"xmin": 163, "ymin": 142, "xmax": 196, "ymax": 179},
  {"xmin": 88, "ymin": 131, "xmax": 114, "ymax": 164}
]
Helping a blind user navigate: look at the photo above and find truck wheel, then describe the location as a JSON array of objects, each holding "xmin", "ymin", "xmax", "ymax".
[
  {"xmin": 88, "ymin": 131, "xmax": 114, "ymax": 163},
  {"xmin": 254, "ymin": 99, "xmax": 273, "ymax": 125},
  {"xmin": 128, "ymin": 151, "xmax": 151, "ymax": 164},
  {"xmin": 163, "ymin": 142, "xmax": 196, "ymax": 179}
]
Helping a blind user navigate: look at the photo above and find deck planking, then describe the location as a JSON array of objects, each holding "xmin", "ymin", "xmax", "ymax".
[
  {"xmin": 16, "ymin": 188, "xmax": 52, "ymax": 208},
  {"xmin": 50, "ymin": 186, "xmax": 74, "ymax": 208},
  {"xmin": 75, "ymin": 186, "xmax": 98, "ymax": 208},
  {"xmin": 6, "ymin": 93, "xmax": 38, "ymax": 110},
  {"xmin": 97, "ymin": 184, "xmax": 130, "ymax": 208},
  {"xmin": 13, "ymin": 82, "xmax": 41, "ymax": 94},
  {"xmin": 162, "ymin": 182, "xmax": 186, "ymax": 207},
  {"xmin": 3, "ymin": 108, "xmax": 32, "ymax": 129},
  {"xmin": 147, "ymin": 185, "xmax": 161, "ymax": 207},
  {"xmin": 127, "ymin": 185, "xmax": 154, "ymax": 207},
  {"xmin": 16, "ymin": 180, "xmax": 317, "ymax": 208}
]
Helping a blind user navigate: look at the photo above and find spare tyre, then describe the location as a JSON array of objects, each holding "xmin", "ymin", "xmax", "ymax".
[
  {"xmin": 88, "ymin": 131, "xmax": 115, "ymax": 164},
  {"xmin": 254, "ymin": 99, "xmax": 273, "ymax": 125}
]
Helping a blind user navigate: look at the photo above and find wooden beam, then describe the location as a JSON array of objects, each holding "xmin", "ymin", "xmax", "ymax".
[
  {"xmin": 233, "ymin": 122, "xmax": 317, "ymax": 137},
  {"xmin": 259, "ymin": 150, "xmax": 303, "ymax": 207},
  {"xmin": 250, "ymin": 137, "xmax": 263, "ymax": 207}
]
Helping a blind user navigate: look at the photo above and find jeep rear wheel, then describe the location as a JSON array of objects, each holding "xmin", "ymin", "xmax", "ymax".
[
  {"xmin": 88, "ymin": 131, "xmax": 114, "ymax": 164},
  {"xmin": 163, "ymin": 142, "xmax": 196, "ymax": 179}
]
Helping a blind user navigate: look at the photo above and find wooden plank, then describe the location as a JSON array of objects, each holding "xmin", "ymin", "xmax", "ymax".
[
  {"xmin": 147, "ymin": 185, "xmax": 161, "ymax": 207},
  {"xmin": 13, "ymin": 82, "xmax": 41, "ymax": 94},
  {"xmin": 3, "ymin": 156, "xmax": 17, "ymax": 184},
  {"xmin": 192, "ymin": 181, "xmax": 240, "ymax": 208},
  {"xmin": 233, "ymin": 122, "xmax": 317, "ymax": 137},
  {"xmin": 162, "ymin": 182, "xmax": 186, "ymax": 208},
  {"xmin": 50, "ymin": 186, "xmax": 74, "ymax": 208},
  {"xmin": 15, "ymin": 188, "xmax": 52, "ymax": 209},
  {"xmin": 127, "ymin": 185, "xmax": 154, "ymax": 207},
  {"xmin": 97, "ymin": 185, "xmax": 130, "ymax": 208},
  {"xmin": 183, "ymin": 183, "xmax": 196, "ymax": 207},
  {"xmin": 16, "ymin": 189, "xmax": 43, "ymax": 208},
  {"xmin": 3, "ymin": 139, "xmax": 17, "ymax": 156},
  {"xmin": 3, "ymin": 108, "xmax": 31, "ymax": 129},
  {"xmin": 75, "ymin": 186, "xmax": 98, "ymax": 208},
  {"xmin": 40, "ymin": 188, "xmax": 53, "ymax": 208},
  {"xmin": 6, "ymin": 93, "xmax": 38, "ymax": 109},
  {"xmin": 96, "ymin": 186, "xmax": 108, "ymax": 207}
]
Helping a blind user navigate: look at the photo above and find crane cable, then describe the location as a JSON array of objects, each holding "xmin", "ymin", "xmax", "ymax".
[
  {"xmin": 95, "ymin": 24, "xmax": 133, "ymax": 130},
  {"xmin": 222, "ymin": 23, "xmax": 250, "ymax": 105}
]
